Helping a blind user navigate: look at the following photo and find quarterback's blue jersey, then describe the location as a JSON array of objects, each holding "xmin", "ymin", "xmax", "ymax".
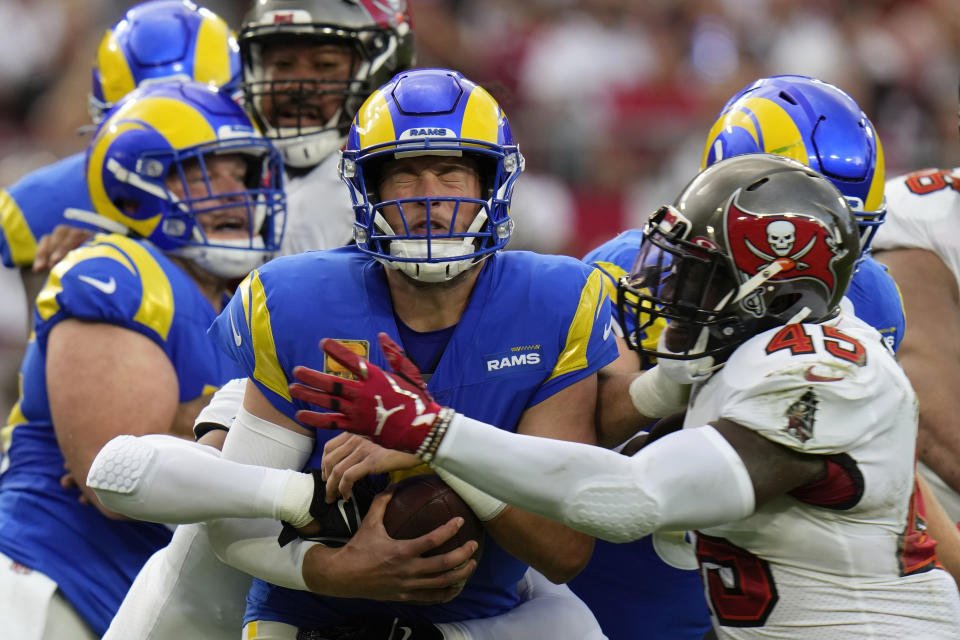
[
  {"xmin": 575, "ymin": 231, "xmax": 907, "ymax": 640},
  {"xmin": 210, "ymin": 246, "xmax": 618, "ymax": 629},
  {"xmin": 0, "ymin": 234, "xmax": 240, "ymax": 634},
  {"xmin": 846, "ymin": 254, "xmax": 904, "ymax": 352},
  {"xmin": 0, "ymin": 152, "xmax": 101, "ymax": 268}
]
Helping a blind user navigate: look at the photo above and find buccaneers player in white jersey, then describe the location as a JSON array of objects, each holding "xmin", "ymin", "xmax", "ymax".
[{"xmin": 290, "ymin": 154, "xmax": 960, "ymax": 638}]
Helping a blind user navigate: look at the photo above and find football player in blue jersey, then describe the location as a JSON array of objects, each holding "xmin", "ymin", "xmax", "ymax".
[
  {"xmin": 92, "ymin": 68, "xmax": 614, "ymax": 640},
  {"xmin": 208, "ymin": 66, "xmax": 615, "ymax": 639},
  {"xmin": 0, "ymin": 81, "xmax": 285, "ymax": 638},
  {"xmin": 0, "ymin": 0, "xmax": 241, "ymax": 319}
]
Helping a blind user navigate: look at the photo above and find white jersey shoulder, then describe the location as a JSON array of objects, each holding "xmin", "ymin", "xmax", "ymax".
[
  {"xmin": 281, "ymin": 153, "xmax": 356, "ymax": 257},
  {"xmin": 874, "ymin": 167, "xmax": 960, "ymax": 291},
  {"xmin": 688, "ymin": 313, "xmax": 911, "ymax": 455}
]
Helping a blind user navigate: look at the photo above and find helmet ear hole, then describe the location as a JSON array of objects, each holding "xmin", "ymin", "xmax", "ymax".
[
  {"xmin": 88, "ymin": 81, "xmax": 286, "ymax": 280},
  {"xmin": 768, "ymin": 292, "xmax": 803, "ymax": 316}
]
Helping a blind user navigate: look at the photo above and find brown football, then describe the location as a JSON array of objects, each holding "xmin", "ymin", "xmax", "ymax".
[{"xmin": 382, "ymin": 474, "xmax": 484, "ymax": 560}]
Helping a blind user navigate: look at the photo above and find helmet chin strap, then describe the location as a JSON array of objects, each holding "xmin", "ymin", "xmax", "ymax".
[
  {"xmin": 266, "ymin": 107, "xmax": 346, "ymax": 169},
  {"xmin": 172, "ymin": 238, "xmax": 269, "ymax": 279},
  {"xmin": 376, "ymin": 210, "xmax": 489, "ymax": 283},
  {"xmin": 656, "ymin": 327, "xmax": 719, "ymax": 385},
  {"xmin": 655, "ymin": 284, "xmax": 738, "ymax": 385}
]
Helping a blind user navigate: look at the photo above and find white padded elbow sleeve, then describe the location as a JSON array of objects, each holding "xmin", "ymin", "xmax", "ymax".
[
  {"xmin": 433, "ymin": 415, "xmax": 754, "ymax": 544},
  {"xmin": 88, "ymin": 434, "xmax": 314, "ymax": 526},
  {"xmin": 563, "ymin": 425, "xmax": 755, "ymax": 542}
]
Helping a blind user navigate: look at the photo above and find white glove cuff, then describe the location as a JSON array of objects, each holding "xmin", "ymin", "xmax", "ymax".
[
  {"xmin": 628, "ymin": 365, "xmax": 690, "ymax": 418},
  {"xmin": 433, "ymin": 466, "xmax": 507, "ymax": 521}
]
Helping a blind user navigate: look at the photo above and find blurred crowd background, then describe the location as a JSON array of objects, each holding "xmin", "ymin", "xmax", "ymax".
[{"xmin": 1, "ymin": 0, "xmax": 959, "ymax": 416}]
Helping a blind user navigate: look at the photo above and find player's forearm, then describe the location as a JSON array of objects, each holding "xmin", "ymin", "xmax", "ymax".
[
  {"xmin": 597, "ymin": 366, "xmax": 690, "ymax": 449},
  {"xmin": 596, "ymin": 371, "xmax": 653, "ymax": 448},
  {"xmin": 898, "ymin": 354, "xmax": 960, "ymax": 494},
  {"xmin": 87, "ymin": 434, "xmax": 315, "ymax": 525},
  {"xmin": 917, "ymin": 425, "xmax": 960, "ymax": 496},
  {"xmin": 433, "ymin": 415, "xmax": 754, "ymax": 542},
  {"xmin": 918, "ymin": 475, "xmax": 960, "ymax": 589},
  {"xmin": 482, "ymin": 507, "xmax": 593, "ymax": 583},
  {"xmin": 207, "ymin": 516, "xmax": 316, "ymax": 590}
]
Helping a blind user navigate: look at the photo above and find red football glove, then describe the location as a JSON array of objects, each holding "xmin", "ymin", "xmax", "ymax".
[{"xmin": 290, "ymin": 333, "xmax": 444, "ymax": 453}]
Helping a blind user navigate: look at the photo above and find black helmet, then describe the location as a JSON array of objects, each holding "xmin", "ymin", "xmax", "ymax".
[
  {"xmin": 239, "ymin": 0, "xmax": 415, "ymax": 168},
  {"xmin": 618, "ymin": 154, "xmax": 858, "ymax": 373}
]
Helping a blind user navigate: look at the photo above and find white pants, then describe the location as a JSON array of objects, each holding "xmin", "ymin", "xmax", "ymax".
[
  {"xmin": 0, "ymin": 551, "xmax": 98, "ymax": 640},
  {"xmin": 104, "ymin": 523, "xmax": 251, "ymax": 640}
]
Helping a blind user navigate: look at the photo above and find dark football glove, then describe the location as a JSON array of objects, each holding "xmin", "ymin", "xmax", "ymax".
[{"xmin": 277, "ymin": 470, "xmax": 382, "ymax": 548}]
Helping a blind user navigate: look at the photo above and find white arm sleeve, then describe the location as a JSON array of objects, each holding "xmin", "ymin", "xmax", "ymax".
[
  {"xmin": 193, "ymin": 377, "xmax": 246, "ymax": 436},
  {"xmin": 87, "ymin": 434, "xmax": 315, "ymax": 526},
  {"xmin": 202, "ymin": 407, "xmax": 321, "ymax": 591},
  {"xmin": 434, "ymin": 415, "xmax": 755, "ymax": 543},
  {"xmin": 437, "ymin": 568, "xmax": 607, "ymax": 640}
]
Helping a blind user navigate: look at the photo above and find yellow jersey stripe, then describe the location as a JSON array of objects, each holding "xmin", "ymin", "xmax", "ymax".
[
  {"xmin": 36, "ymin": 239, "xmax": 136, "ymax": 322},
  {"xmin": 248, "ymin": 271, "xmax": 291, "ymax": 401},
  {"xmin": 108, "ymin": 236, "xmax": 176, "ymax": 341},
  {"xmin": 548, "ymin": 269, "xmax": 606, "ymax": 381},
  {"xmin": 592, "ymin": 261, "xmax": 627, "ymax": 304},
  {"xmin": 0, "ymin": 190, "xmax": 37, "ymax": 267}
]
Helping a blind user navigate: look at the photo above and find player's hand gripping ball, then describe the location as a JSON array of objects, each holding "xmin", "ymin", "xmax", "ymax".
[
  {"xmin": 290, "ymin": 333, "xmax": 442, "ymax": 453},
  {"xmin": 384, "ymin": 474, "xmax": 484, "ymax": 562}
]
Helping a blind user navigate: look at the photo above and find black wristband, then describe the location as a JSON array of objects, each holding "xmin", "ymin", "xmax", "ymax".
[{"xmin": 193, "ymin": 421, "xmax": 229, "ymax": 441}]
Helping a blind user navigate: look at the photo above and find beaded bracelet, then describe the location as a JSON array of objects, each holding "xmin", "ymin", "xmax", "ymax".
[{"xmin": 416, "ymin": 407, "xmax": 456, "ymax": 463}]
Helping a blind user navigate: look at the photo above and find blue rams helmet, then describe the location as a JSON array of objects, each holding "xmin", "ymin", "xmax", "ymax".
[
  {"xmin": 340, "ymin": 68, "xmax": 523, "ymax": 282},
  {"xmin": 87, "ymin": 81, "xmax": 286, "ymax": 279},
  {"xmin": 702, "ymin": 75, "xmax": 885, "ymax": 257},
  {"xmin": 89, "ymin": 0, "xmax": 241, "ymax": 124}
]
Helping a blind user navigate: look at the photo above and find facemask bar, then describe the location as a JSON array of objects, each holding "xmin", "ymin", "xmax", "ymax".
[
  {"xmin": 850, "ymin": 198, "xmax": 886, "ymax": 258},
  {"xmin": 109, "ymin": 137, "xmax": 286, "ymax": 254},
  {"xmin": 617, "ymin": 205, "xmax": 745, "ymax": 363},
  {"xmin": 343, "ymin": 136, "xmax": 521, "ymax": 280}
]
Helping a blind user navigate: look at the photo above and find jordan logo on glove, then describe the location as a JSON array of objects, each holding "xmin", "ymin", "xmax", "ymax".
[
  {"xmin": 373, "ymin": 395, "xmax": 404, "ymax": 435},
  {"xmin": 290, "ymin": 333, "xmax": 451, "ymax": 455}
]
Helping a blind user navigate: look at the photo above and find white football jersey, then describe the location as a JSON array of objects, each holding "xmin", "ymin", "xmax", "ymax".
[
  {"xmin": 280, "ymin": 153, "xmax": 356, "ymax": 257},
  {"xmin": 873, "ymin": 167, "xmax": 960, "ymax": 293},
  {"xmin": 685, "ymin": 313, "xmax": 960, "ymax": 638}
]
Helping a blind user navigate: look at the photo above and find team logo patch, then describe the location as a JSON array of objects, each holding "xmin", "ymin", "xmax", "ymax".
[
  {"xmin": 324, "ymin": 339, "xmax": 369, "ymax": 380},
  {"xmin": 484, "ymin": 345, "xmax": 544, "ymax": 376},
  {"xmin": 725, "ymin": 193, "xmax": 847, "ymax": 315},
  {"xmin": 784, "ymin": 387, "xmax": 818, "ymax": 443}
]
